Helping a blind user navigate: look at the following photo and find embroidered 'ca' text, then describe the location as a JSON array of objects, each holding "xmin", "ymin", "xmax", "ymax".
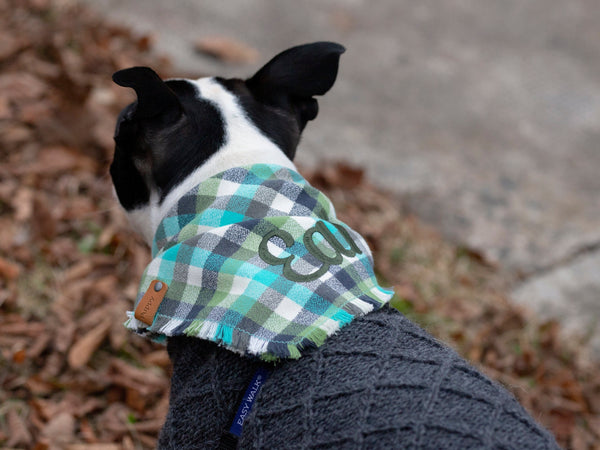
[{"xmin": 258, "ymin": 221, "xmax": 362, "ymax": 282}]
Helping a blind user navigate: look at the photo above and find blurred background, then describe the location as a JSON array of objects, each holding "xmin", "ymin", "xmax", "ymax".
[{"xmin": 1, "ymin": 0, "xmax": 599, "ymax": 448}]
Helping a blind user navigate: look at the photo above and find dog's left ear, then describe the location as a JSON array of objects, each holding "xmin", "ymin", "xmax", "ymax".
[
  {"xmin": 112, "ymin": 66, "xmax": 182, "ymax": 121},
  {"xmin": 246, "ymin": 42, "xmax": 345, "ymax": 128}
]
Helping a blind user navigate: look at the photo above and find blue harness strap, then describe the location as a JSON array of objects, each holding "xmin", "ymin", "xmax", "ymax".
[{"xmin": 219, "ymin": 367, "xmax": 271, "ymax": 449}]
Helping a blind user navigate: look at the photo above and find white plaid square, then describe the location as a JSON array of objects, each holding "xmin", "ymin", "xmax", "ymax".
[
  {"xmin": 216, "ymin": 179, "xmax": 242, "ymax": 197},
  {"xmin": 272, "ymin": 192, "xmax": 297, "ymax": 214},
  {"xmin": 273, "ymin": 296, "xmax": 304, "ymax": 321}
]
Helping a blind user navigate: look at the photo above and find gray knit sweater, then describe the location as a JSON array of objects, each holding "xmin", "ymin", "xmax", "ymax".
[{"xmin": 157, "ymin": 306, "xmax": 559, "ymax": 449}]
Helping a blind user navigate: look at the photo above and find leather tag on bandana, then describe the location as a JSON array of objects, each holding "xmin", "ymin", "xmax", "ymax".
[{"xmin": 135, "ymin": 280, "xmax": 168, "ymax": 325}]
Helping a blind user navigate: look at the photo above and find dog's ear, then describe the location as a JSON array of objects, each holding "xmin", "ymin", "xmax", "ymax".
[
  {"xmin": 111, "ymin": 67, "xmax": 187, "ymax": 209},
  {"xmin": 112, "ymin": 67, "xmax": 182, "ymax": 121},
  {"xmin": 246, "ymin": 42, "xmax": 345, "ymax": 127}
]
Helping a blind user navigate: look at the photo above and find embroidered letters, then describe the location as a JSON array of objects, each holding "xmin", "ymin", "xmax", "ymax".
[{"xmin": 258, "ymin": 221, "xmax": 362, "ymax": 282}]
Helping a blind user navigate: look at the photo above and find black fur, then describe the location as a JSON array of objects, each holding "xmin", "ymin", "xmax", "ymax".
[
  {"xmin": 110, "ymin": 42, "xmax": 345, "ymax": 209},
  {"xmin": 111, "ymin": 74, "xmax": 226, "ymax": 207},
  {"xmin": 112, "ymin": 66, "xmax": 182, "ymax": 120}
]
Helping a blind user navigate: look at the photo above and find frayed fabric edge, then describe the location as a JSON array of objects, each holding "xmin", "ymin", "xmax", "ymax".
[{"xmin": 124, "ymin": 292, "xmax": 394, "ymax": 359}]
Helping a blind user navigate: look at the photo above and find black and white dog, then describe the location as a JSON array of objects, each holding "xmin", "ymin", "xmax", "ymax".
[{"xmin": 110, "ymin": 43, "xmax": 558, "ymax": 449}]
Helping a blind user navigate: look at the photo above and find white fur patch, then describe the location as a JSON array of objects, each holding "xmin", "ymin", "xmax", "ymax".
[
  {"xmin": 126, "ymin": 205, "xmax": 154, "ymax": 245},
  {"xmin": 129, "ymin": 77, "xmax": 297, "ymax": 247}
]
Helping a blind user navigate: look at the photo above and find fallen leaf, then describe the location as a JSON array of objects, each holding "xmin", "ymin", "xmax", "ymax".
[
  {"xmin": 194, "ymin": 36, "xmax": 259, "ymax": 64},
  {"xmin": 32, "ymin": 193, "xmax": 58, "ymax": 240},
  {"xmin": 143, "ymin": 349, "xmax": 170, "ymax": 368},
  {"xmin": 0, "ymin": 256, "xmax": 21, "ymax": 280},
  {"xmin": 1, "ymin": 321, "xmax": 45, "ymax": 335},
  {"xmin": 67, "ymin": 318, "xmax": 112, "ymax": 369},
  {"xmin": 6, "ymin": 406, "xmax": 32, "ymax": 447},
  {"xmin": 14, "ymin": 146, "xmax": 98, "ymax": 176},
  {"xmin": 0, "ymin": 72, "xmax": 47, "ymax": 102},
  {"xmin": 42, "ymin": 412, "xmax": 75, "ymax": 447},
  {"xmin": 13, "ymin": 348, "xmax": 27, "ymax": 363},
  {"xmin": 77, "ymin": 418, "xmax": 99, "ymax": 444},
  {"xmin": 66, "ymin": 445, "xmax": 121, "ymax": 450},
  {"xmin": 109, "ymin": 358, "xmax": 167, "ymax": 394},
  {"xmin": 0, "ymin": 30, "xmax": 29, "ymax": 60},
  {"xmin": 329, "ymin": 9, "xmax": 356, "ymax": 32},
  {"xmin": 13, "ymin": 187, "xmax": 34, "ymax": 222}
]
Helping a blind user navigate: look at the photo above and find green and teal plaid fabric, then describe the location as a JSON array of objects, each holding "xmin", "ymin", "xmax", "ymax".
[{"xmin": 126, "ymin": 164, "xmax": 393, "ymax": 359}]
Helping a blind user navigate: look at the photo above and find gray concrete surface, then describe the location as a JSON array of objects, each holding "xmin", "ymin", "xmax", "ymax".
[
  {"xmin": 513, "ymin": 251, "xmax": 600, "ymax": 354},
  {"xmin": 84, "ymin": 0, "xmax": 600, "ymax": 354}
]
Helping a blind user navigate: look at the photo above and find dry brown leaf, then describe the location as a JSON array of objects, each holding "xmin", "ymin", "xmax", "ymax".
[
  {"xmin": 137, "ymin": 434, "xmax": 158, "ymax": 448},
  {"xmin": 108, "ymin": 321, "xmax": 128, "ymax": 351},
  {"xmin": 0, "ymin": 256, "xmax": 21, "ymax": 280},
  {"xmin": 19, "ymin": 101, "xmax": 54, "ymax": 125},
  {"xmin": 74, "ymin": 397, "xmax": 105, "ymax": 418},
  {"xmin": 13, "ymin": 187, "xmax": 34, "ymax": 222},
  {"xmin": 0, "ymin": 96, "xmax": 10, "ymax": 120},
  {"xmin": 109, "ymin": 358, "xmax": 167, "ymax": 393},
  {"xmin": 0, "ymin": 72, "xmax": 47, "ymax": 102},
  {"xmin": 549, "ymin": 410, "xmax": 576, "ymax": 444},
  {"xmin": 6, "ymin": 407, "xmax": 32, "ymax": 447},
  {"xmin": 67, "ymin": 318, "xmax": 112, "ymax": 369},
  {"xmin": 12, "ymin": 347, "xmax": 27, "ymax": 364},
  {"xmin": 1, "ymin": 321, "xmax": 45, "ymax": 335},
  {"xmin": 53, "ymin": 320, "xmax": 76, "ymax": 354},
  {"xmin": 32, "ymin": 193, "xmax": 58, "ymax": 240},
  {"xmin": 63, "ymin": 260, "xmax": 94, "ymax": 283},
  {"xmin": 78, "ymin": 306, "xmax": 114, "ymax": 331},
  {"xmin": 570, "ymin": 424, "xmax": 597, "ymax": 450},
  {"xmin": 331, "ymin": 163, "xmax": 365, "ymax": 188},
  {"xmin": 78, "ymin": 418, "xmax": 99, "ymax": 444},
  {"xmin": 103, "ymin": 417, "xmax": 164, "ymax": 434},
  {"xmin": 0, "ymin": 122, "xmax": 33, "ymax": 145},
  {"xmin": 28, "ymin": 332, "xmax": 52, "ymax": 359},
  {"xmin": 121, "ymin": 436, "xmax": 136, "ymax": 450},
  {"xmin": 15, "ymin": 146, "xmax": 98, "ymax": 176},
  {"xmin": 0, "ymin": 30, "xmax": 29, "ymax": 60},
  {"xmin": 143, "ymin": 349, "xmax": 170, "ymax": 368},
  {"xmin": 194, "ymin": 36, "xmax": 259, "ymax": 64},
  {"xmin": 25, "ymin": 374, "xmax": 59, "ymax": 396},
  {"xmin": 91, "ymin": 275, "xmax": 119, "ymax": 301},
  {"xmin": 41, "ymin": 412, "xmax": 75, "ymax": 447},
  {"xmin": 34, "ymin": 440, "xmax": 51, "ymax": 450},
  {"xmin": 125, "ymin": 388, "xmax": 148, "ymax": 412},
  {"xmin": 30, "ymin": 398, "xmax": 59, "ymax": 422},
  {"xmin": 329, "ymin": 9, "xmax": 356, "ymax": 32},
  {"xmin": 67, "ymin": 445, "xmax": 121, "ymax": 450}
]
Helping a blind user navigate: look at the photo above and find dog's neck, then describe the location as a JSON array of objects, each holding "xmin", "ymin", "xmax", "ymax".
[{"xmin": 126, "ymin": 78, "xmax": 297, "ymax": 246}]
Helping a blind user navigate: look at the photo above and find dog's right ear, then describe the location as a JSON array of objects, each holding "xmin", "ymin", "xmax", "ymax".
[
  {"xmin": 247, "ymin": 42, "xmax": 345, "ymax": 98},
  {"xmin": 246, "ymin": 42, "xmax": 345, "ymax": 128},
  {"xmin": 112, "ymin": 67, "xmax": 182, "ymax": 121}
]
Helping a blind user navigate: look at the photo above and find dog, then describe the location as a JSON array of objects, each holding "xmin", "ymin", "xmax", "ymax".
[{"xmin": 110, "ymin": 42, "xmax": 559, "ymax": 449}]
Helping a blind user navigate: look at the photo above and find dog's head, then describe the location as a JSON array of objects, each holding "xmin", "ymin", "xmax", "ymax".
[{"xmin": 110, "ymin": 42, "xmax": 345, "ymax": 243}]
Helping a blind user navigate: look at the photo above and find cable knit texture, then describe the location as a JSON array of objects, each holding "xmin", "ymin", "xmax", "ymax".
[{"xmin": 158, "ymin": 306, "xmax": 559, "ymax": 449}]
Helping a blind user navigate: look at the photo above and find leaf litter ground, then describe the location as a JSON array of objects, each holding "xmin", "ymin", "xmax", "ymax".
[{"xmin": 0, "ymin": 1, "xmax": 599, "ymax": 448}]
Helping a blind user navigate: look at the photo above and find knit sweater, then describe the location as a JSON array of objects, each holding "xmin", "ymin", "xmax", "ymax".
[{"xmin": 158, "ymin": 306, "xmax": 560, "ymax": 449}]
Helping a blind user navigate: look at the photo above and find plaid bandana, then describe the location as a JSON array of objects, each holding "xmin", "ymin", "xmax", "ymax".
[{"xmin": 125, "ymin": 164, "xmax": 393, "ymax": 359}]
